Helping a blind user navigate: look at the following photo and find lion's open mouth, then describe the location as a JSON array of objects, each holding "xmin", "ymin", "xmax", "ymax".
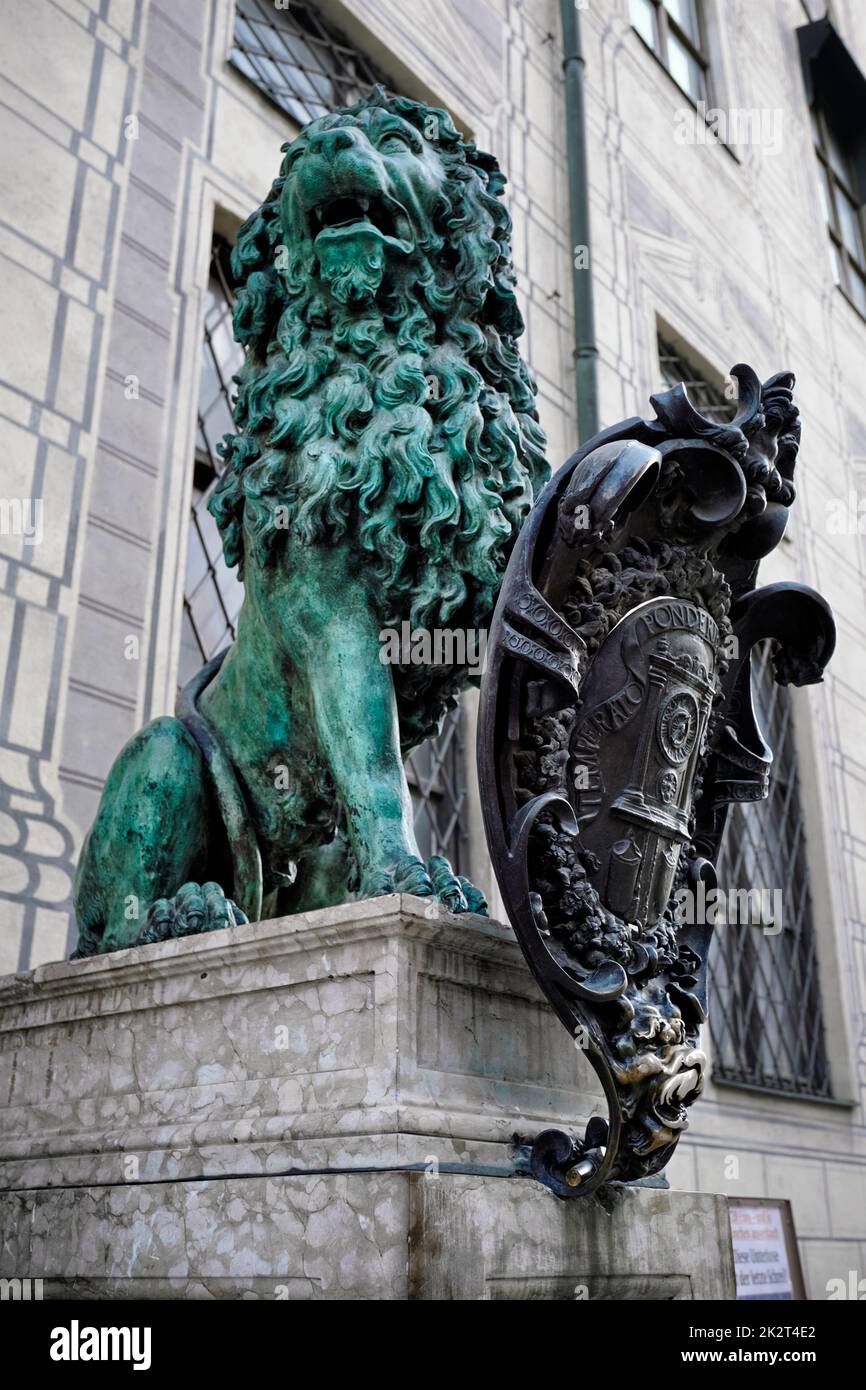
[
  {"xmin": 310, "ymin": 191, "xmax": 413, "ymax": 250},
  {"xmin": 315, "ymin": 196, "xmax": 371, "ymax": 229}
]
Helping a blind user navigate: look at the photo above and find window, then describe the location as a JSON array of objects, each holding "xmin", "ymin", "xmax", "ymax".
[
  {"xmin": 657, "ymin": 336, "xmax": 734, "ymax": 422},
  {"xmin": 656, "ymin": 336, "xmax": 830, "ymax": 1097},
  {"xmin": 230, "ymin": 0, "xmax": 392, "ymax": 126},
  {"xmin": 710, "ymin": 645, "xmax": 831, "ymax": 1097},
  {"xmin": 180, "ymin": 235, "xmax": 244, "ymax": 686},
  {"xmin": 182, "ymin": 230, "xmax": 467, "ymax": 873},
  {"xmin": 405, "ymin": 711, "xmax": 468, "ymax": 875},
  {"xmin": 629, "ymin": 0, "xmax": 709, "ymax": 104},
  {"xmin": 811, "ymin": 103, "xmax": 866, "ymax": 317}
]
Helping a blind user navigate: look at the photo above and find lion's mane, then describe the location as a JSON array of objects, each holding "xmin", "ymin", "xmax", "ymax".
[{"xmin": 209, "ymin": 87, "xmax": 548, "ymax": 743}]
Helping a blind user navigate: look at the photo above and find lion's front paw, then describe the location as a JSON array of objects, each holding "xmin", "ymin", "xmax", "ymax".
[
  {"xmin": 361, "ymin": 854, "xmax": 488, "ymax": 916},
  {"xmin": 136, "ymin": 881, "xmax": 248, "ymax": 946}
]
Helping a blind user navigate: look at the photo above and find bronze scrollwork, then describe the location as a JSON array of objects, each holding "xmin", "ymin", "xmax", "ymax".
[{"xmin": 478, "ymin": 367, "xmax": 835, "ymax": 1197}]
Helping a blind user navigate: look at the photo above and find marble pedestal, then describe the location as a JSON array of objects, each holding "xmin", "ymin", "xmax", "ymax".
[{"xmin": 0, "ymin": 897, "xmax": 735, "ymax": 1299}]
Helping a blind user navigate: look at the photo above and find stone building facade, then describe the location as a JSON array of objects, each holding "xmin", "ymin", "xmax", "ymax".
[{"xmin": 1, "ymin": 0, "xmax": 864, "ymax": 1298}]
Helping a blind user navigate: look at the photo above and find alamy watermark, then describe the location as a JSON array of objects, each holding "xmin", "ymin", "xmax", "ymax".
[
  {"xmin": 673, "ymin": 881, "xmax": 783, "ymax": 935},
  {"xmin": 1, "ymin": 1276, "xmax": 43, "ymax": 1300},
  {"xmin": 674, "ymin": 101, "xmax": 783, "ymax": 156},
  {"xmin": 379, "ymin": 622, "xmax": 487, "ymax": 677},
  {"xmin": 825, "ymin": 490, "xmax": 866, "ymax": 534},
  {"xmin": 0, "ymin": 497, "xmax": 43, "ymax": 545},
  {"xmin": 50, "ymin": 1320, "xmax": 151, "ymax": 1371},
  {"xmin": 826, "ymin": 1270, "xmax": 865, "ymax": 1299}
]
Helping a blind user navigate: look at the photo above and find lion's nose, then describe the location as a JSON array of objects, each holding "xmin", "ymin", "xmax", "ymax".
[{"xmin": 308, "ymin": 126, "xmax": 358, "ymax": 161}]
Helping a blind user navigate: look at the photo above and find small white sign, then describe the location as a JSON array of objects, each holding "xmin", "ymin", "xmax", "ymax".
[{"xmin": 729, "ymin": 1203, "xmax": 794, "ymax": 1300}]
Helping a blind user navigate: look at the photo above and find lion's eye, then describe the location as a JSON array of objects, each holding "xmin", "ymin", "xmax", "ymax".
[{"xmin": 379, "ymin": 131, "xmax": 417, "ymax": 153}]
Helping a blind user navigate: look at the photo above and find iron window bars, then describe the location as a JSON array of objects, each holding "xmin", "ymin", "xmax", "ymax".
[
  {"xmin": 180, "ymin": 236, "xmax": 244, "ymax": 688},
  {"xmin": 711, "ymin": 644, "xmax": 831, "ymax": 1097},
  {"xmin": 658, "ymin": 337, "xmax": 735, "ymax": 423},
  {"xmin": 230, "ymin": 0, "xmax": 392, "ymax": 126},
  {"xmin": 404, "ymin": 706, "xmax": 469, "ymax": 877},
  {"xmin": 659, "ymin": 338, "xmax": 831, "ymax": 1097}
]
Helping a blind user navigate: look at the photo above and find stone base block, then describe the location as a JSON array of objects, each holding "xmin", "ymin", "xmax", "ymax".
[
  {"xmin": 0, "ymin": 898, "xmax": 735, "ymax": 1299},
  {"xmin": 0, "ymin": 896, "xmax": 602, "ymax": 1188},
  {"xmin": 0, "ymin": 1172, "xmax": 735, "ymax": 1300}
]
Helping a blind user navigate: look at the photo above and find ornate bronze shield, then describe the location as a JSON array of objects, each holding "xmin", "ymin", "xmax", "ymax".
[{"xmin": 478, "ymin": 367, "xmax": 835, "ymax": 1197}]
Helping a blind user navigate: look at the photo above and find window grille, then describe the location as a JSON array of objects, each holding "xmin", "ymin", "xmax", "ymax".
[
  {"xmin": 710, "ymin": 645, "xmax": 831, "ymax": 1097},
  {"xmin": 179, "ymin": 236, "xmax": 244, "ymax": 686},
  {"xmin": 182, "ymin": 231, "xmax": 467, "ymax": 872},
  {"xmin": 405, "ymin": 708, "xmax": 468, "ymax": 876},
  {"xmin": 230, "ymin": 0, "xmax": 392, "ymax": 126},
  {"xmin": 657, "ymin": 336, "xmax": 831, "ymax": 1096},
  {"xmin": 629, "ymin": 0, "xmax": 710, "ymax": 105},
  {"xmin": 658, "ymin": 337, "xmax": 735, "ymax": 422}
]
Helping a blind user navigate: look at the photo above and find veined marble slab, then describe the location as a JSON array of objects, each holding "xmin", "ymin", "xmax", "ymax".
[
  {"xmin": 0, "ymin": 1172, "xmax": 735, "ymax": 1300},
  {"xmin": 0, "ymin": 896, "xmax": 602, "ymax": 1190}
]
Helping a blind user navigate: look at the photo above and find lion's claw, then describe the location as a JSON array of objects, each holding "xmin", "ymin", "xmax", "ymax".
[
  {"xmin": 457, "ymin": 875, "xmax": 488, "ymax": 916},
  {"xmin": 136, "ymin": 881, "xmax": 248, "ymax": 946},
  {"xmin": 394, "ymin": 855, "xmax": 437, "ymax": 897},
  {"xmin": 361, "ymin": 854, "xmax": 488, "ymax": 916}
]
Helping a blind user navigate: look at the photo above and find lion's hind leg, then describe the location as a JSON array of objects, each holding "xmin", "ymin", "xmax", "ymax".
[{"xmin": 73, "ymin": 716, "xmax": 231, "ymax": 955}]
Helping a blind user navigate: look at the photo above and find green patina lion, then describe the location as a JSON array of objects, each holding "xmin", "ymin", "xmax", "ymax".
[{"xmin": 73, "ymin": 87, "xmax": 548, "ymax": 956}]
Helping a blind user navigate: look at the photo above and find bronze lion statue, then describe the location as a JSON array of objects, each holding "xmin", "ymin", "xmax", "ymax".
[{"xmin": 73, "ymin": 87, "xmax": 548, "ymax": 955}]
